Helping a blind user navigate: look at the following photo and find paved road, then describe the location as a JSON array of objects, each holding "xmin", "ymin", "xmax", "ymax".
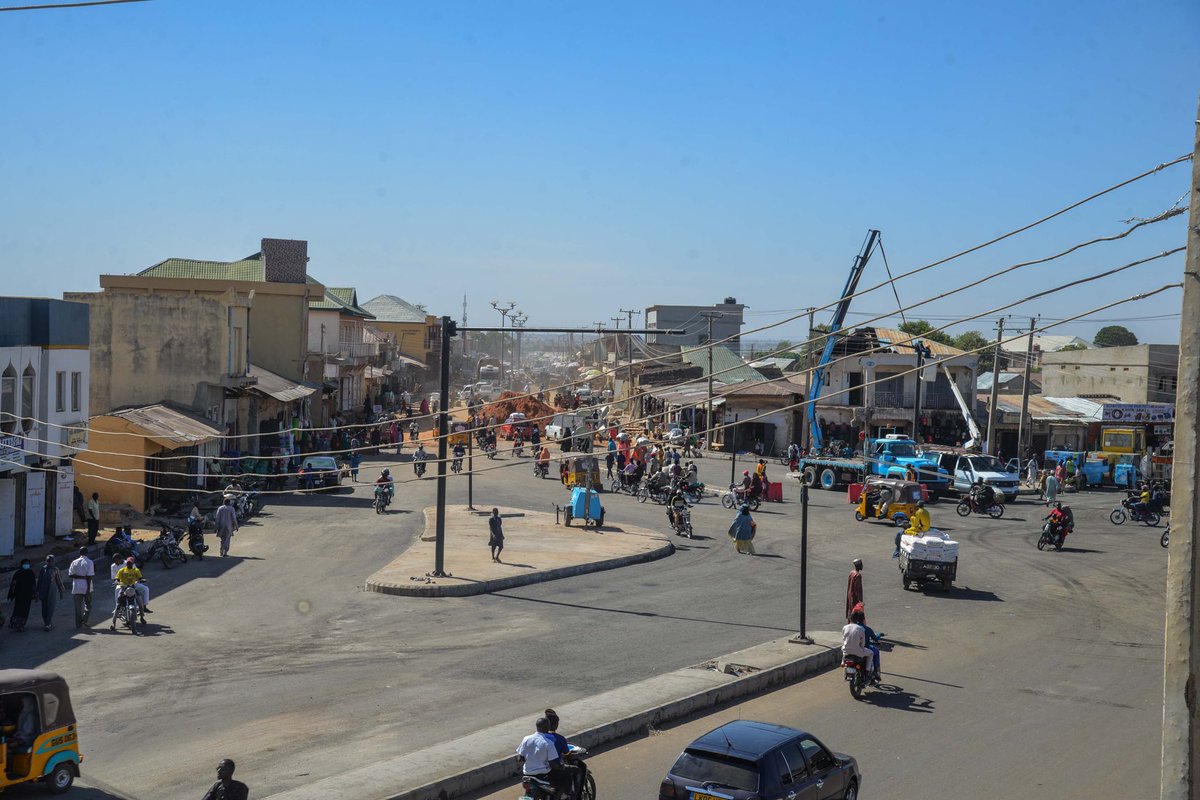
[{"xmin": 4, "ymin": 451, "xmax": 1165, "ymax": 799}]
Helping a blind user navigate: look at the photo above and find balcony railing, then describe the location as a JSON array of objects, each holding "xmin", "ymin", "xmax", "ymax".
[
  {"xmin": 874, "ymin": 391, "xmax": 959, "ymax": 410},
  {"xmin": 341, "ymin": 341, "xmax": 380, "ymax": 359}
]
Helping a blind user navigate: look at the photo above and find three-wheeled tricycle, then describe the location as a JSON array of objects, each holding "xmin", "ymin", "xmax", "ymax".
[
  {"xmin": 854, "ymin": 477, "xmax": 923, "ymax": 528},
  {"xmin": 0, "ymin": 669, "xmax": 82, "ymax": 794}
]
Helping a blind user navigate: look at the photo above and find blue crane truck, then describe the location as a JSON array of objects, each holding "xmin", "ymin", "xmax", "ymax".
[{"xmin": 797, "ymin": 434, "xmax": 951, "ymax": 495}]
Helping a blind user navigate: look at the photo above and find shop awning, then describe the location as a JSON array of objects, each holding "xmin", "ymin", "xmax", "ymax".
[
  {"xmin": 248, "ymin": 364, "xmax": 319, "ymax": 403},
  {"xmin": 104, "ymin": 404, "xmax": 223, "ymax": 450},
  {"xmin": 365, "ymin": 366, "xmax": 391, "ymax": 379},
  {"xmin": 395, "ymin": 354, "xmax": 427, "ymax": 369}
]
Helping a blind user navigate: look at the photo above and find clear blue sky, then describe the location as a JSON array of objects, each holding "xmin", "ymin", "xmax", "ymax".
[{"xmin": 2, "ymin": 0, "xmax": 1197, "ymax": 346}]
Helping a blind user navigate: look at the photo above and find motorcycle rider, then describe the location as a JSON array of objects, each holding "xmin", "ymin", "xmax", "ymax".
[
  {"xmin": 544, "ymin": 709, "xmax": 583, "ymax": 800},
  {"xmin": 969, "ymin": 478, "xmax": 996, "ymax": 512},
  {"xmin": 842, "ymin": 608, "xmax": 879, "ymax": 685},
  {"xmin": 850, "ymin": 603, "xmax": 882, "ymax": 683},
  {"xmin": 537, "ymin": 446, "xmax": 551, "ymax": 477},
  {"xmin": 375, "ymin": 469, "xmax": 395, "ymax": 505},
  {"xmin": 896, "ymin": 500, "xmax": 931, "ymax": 558},
  {"xmin": 1046, "ymin": 501, "xmax": 1074, "ymax": 546},
  {"xmin": 452, "ymin": 442, "xmax": 466, "ymax": 471},
  {"xmin": 516, "ymin": 717, "xmax": 570, "ymax": 797},
  {"xmin": 666, "ymin": 485, "xmax": 690, "ymax": 532},
  {"xmin": 787, "ymin": 442, "xmax": 800, "ymax": 471},
  {"xmin": 1130, "ymin": 483, "xmax": 1152, "ymax": 516},
  {"xmin": 111, "ymin": 556, "xmax": 150, "ymax": 627},
  {"xmin": 409, "ymin": 420, "xmax": 419, "ymax": 442},
  {"xmin": 413, "ymin": 445, "xmax": 427, "ymax": 476}
]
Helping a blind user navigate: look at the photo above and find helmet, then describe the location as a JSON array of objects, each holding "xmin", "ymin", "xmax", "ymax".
[
  {"xmin": 743, "ymin": 470, "xmax": 750, "ymax": 476},
  {"xmin": 382, "ymin": 469, "xmax": 390, "ymax": 477}
]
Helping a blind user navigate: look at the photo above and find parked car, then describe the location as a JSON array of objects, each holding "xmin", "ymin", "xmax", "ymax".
[
  {"xmin": 301, "ymin": 456, "xmax": 343, "ymax": 489},
  {"xmin": 659, "ymin": 720, "xmax": 860, "ymax": 800}
]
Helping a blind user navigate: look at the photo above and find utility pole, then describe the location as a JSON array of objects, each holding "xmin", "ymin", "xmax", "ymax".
[
  {"xmin": 985, "ymin": 317, "xmax": 1005, "ymax": 456},
  {"xmin": 620, "ymin": 308, "xmax": 638, "ymax": 417},
  {"xmin": 1161, "ymin": 96, "xmax": 1200, "ymax": 800},
  {"xmin": 431, "ymin": 315, "xmax": 456, "ymax": 578},
  {"xmin": 803, "ymin": 308, "xmax": 816, "ymax": 453},
  {"xmin": 700, "ymin": 311, "xmax": 722, "ymax": 452},
  {"xmin": 1016, "ymin": 317, "xmax": 1036, "ymax": 462}
]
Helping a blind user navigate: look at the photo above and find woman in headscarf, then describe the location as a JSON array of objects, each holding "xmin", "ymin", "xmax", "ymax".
[
  {"xmin": 7, "ymin": 558, "xmax": 37, "ymax": 631},
  {"xmin": 728, "ymin": 505, "xmax": 757, "ymax": 555}
]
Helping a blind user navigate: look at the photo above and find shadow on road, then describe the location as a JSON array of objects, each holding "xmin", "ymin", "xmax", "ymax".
[
  {"xmin": 941, "ymin": 587, "xmax": 1003, "ymax": 601},
  {"xmin": 1058, "ymin": 547, "xmax": 1105, "ymax": 554},
  {"xmin": 867, "ymin": 682, "xmax": 935, "ymax": 712},
  {"xmin": 491, "ymin": 593, "xmax": 797, "ymax": 633},
  {"xmin": 877, "ymin": 637, "xmax": 927, "ymax": 652}
]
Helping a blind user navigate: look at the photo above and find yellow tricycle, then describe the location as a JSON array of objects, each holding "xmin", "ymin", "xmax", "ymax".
[
  {"xmin": 854, "ymin": 478, "xmax": 924, "ymax": 529},
  {"xmin": 0, "ymin": 669, "xmax": 82, "ymax": 794}
]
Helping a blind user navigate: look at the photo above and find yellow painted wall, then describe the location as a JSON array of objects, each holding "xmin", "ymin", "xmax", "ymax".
[
  {"xmin": 73, "ymin": 417, "xmax": 153, "ymax": 511},
  {"xmin": 371, "ymin": 319, "xmax": 434, "ymax": 362}
]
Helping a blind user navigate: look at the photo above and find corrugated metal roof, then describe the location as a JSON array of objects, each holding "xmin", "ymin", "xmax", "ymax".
[
  {"xmin": 105, "ymin": 404, "xmax": 223, "ymax": 448},
  {"xmin": 717, "ymin": 379, "xmax": 801, "ymax": 398},
  {"xmin": 871, "ymin": 327, "xmax": 967, "ymax": 358},
  {"xmin": 976, "ymin": 371, "xmax": 1023, "ymax": 391},
  {"xmin": 361, "ymin": 294, "xmax": 429, "ymax": 324},
  {"xmin": 309, "ymin": 286, "xmax": 374, "ymax": 317},
  {"xmin": 649, "ymin": 380, "xmax": 729, "ymax": 406},
  {"xmin": 248, "ymin": 364, "xmax": 318, "ymax": 403},
  {"xmin": 138, "ymin": 254, "xmax": 265, "ymax": 282},
  {"xmin": 986, "ymin": 394, "xmax": 1103, "ymax": 423},
  {"xmin": 682, "ymin": 344, "xmax": 765, "ymax": 384}
]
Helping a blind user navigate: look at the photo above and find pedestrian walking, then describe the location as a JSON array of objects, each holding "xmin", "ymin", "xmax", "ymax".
[
  {"xmin": 845, "ymin": 558, "xmax": 864, "ymax": 622},
  {"xmin": 7, "ymin": 559, "xmax": 36, "ymax": 631},
  {"xmin": 67, "ymin": 546, "xmax": 94, "ymax": 630},
  {"xmin": 215, "ymin": 498, "xmax": 239, "ymax": 557},
  {"xmin": 201, "ymin": 759, "xmax": 249, "ymax": 800},
  {"xmin": 1044, "ymin": 472, "xmax": 1059, "ymax": 506},
  {"xmin": 35, "ymin": 555, "xmax": 66, "ymax": 632},
  {"xmin": 350, "ymin": 451, "xmax": 362, "ymax": 482},
  {"xmin": 728, "ymin": 505, "xmax": 757, "ymax": 555},
  {"xmin": 85, "ymin": 491, "xmax": 101, "ymax": 545},
  {"xmin": 488, "ymin": 508, "xmax": 505, "ymax": 562}
]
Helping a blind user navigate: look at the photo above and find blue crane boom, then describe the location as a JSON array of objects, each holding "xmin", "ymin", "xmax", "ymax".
[{"xmin": 807, "ymin": 229, "xmax": 879, "ymax": 451}]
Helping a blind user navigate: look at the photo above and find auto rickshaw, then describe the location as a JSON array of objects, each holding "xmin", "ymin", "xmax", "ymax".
[
  {"xmin": 563, "ymin": 455, "xmax": 603, "ymax": 491},
  {"xmin": 447, "ymin": 420, "xmax": 470, "ymax": 448},
  {"xmin": 854, "ymin": 477, "xmax": 923, "ymax": 528},
  {"xmin": 0, "ymin": 670, "xmax": 82, "ymax": 794}
]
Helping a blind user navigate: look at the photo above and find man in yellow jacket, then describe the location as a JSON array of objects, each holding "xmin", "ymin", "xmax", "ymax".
[{"xmin": 895, "ymin": 500, "xmax": 931, "ymax": 558}]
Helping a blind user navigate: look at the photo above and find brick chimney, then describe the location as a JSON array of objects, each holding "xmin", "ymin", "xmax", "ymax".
[{"xmin": 260, "ymin": 238, "xmax": 308, "ymax": 284}]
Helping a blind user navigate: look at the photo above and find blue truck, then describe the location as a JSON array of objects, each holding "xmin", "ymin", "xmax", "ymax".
[{"xmin": 797, "ymin": 435, "xmax": 951, "ymax": 495}]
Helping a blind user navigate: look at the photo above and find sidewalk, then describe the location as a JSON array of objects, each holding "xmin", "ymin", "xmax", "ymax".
[
  {"xmin": 264, "ymin": 630, "xmax": 843, "ymax": 800},
  {"xmin": 366, "ymin": 505, "xmax": 674, "ymax": 597}
]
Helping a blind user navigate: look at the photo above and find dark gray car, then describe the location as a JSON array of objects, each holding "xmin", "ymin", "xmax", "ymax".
[{"xmin": 659, "ymin": 720, "xmax": 860, "ymax": 800}]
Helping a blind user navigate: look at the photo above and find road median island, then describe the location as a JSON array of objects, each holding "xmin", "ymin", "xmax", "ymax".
[
  {"xmin": 263, "ymin": 631, "xmax": 843, "ymax": 800},
  {"xmin": 365, "ymin": 505, "xmax": 674, "ymax": 597}
]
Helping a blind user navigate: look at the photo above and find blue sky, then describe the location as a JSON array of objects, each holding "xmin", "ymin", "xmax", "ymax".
[{"xmin": 2, "ymin": 0, "xmax": 1196, "ymax": 346}]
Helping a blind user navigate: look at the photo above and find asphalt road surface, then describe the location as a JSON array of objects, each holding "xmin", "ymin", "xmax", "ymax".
[{"xmin": 4, "ymin": 450, "xmax": 1166, "ymax": 799}]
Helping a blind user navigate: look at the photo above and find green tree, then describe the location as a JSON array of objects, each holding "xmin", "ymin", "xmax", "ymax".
[
  {"xmin": 1058, "ymin": 342, "xmax": 1088, "ymax": 352},
  {"xmin": 1093, "ymin": 326, "xmax": 1138, "ymax": 348},
  {"xmin": 953, "ymin": 330, "xmax": 994, "ymax": 372},
  {"xmin": 898, "ymin": 319, "xmax": 954, "ymax": 347}
]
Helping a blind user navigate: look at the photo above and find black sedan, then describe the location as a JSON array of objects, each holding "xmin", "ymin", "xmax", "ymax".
[
  {"xmin": 659, "ymin": 720, "xmax": 860, "ymax": 800},
  {"xmin": 300, "ymin": 456, "xmax": 343, "ymax": 490}
]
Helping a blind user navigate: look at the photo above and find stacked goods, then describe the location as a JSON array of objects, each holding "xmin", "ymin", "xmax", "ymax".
[
  {"xmin": 899, "ymin": 531, "xmax": 960, "ymax": 563},
  {"xmin": 482, "ymin": 392, "xmax": 557, "ymax": 426}
]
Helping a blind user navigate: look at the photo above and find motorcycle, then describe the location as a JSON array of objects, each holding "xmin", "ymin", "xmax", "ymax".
[
  {"xmin": 1110, "ymin": 498, "xmax": 1162, "ymax": 527},
  {"xmin": 147, "ymin": 527, "xmax": 188, "ymax": 568},
  {"xmin": 111, "ymin": 584, "xmax": 142, "ymax": 635},
  {"xmin": 534, "ymin": 462, "xmax": 549, "ymax": 479},
  {"xmin": 637, "ymin": 480, "xmax": 672, "ymax": 505},
  {"xmin": 609, "ymin": 476, "xmax": 642, "ymax": 496},
  {"xmin": 679, "ymin": 480, "xmax": 706, "ymax": 504},
  {"xmin": 1037, "ymin": 516, "xmax": 1071, "ymax": 551},
  {"xmin": 667, "ymin": 505, "xmax": 694, "ymax": 538},
  {"xmin": 513, "ymin": 442, "xmax": 525, "ymax": 458},
  {"xmin": 242, "ymin": 481, "xmax": 262, "ymax": 517},
  {"xmin": 956, "ymin": 494, "xmax": 1004, "ymax": 519},
  {"xmin": 720, "ymin": 485, "xmax": 761, "ymax": 511},
  {"xmin": 374, "ymin": 485, "xmax": 393, "ymax": 514},
  {"xmin": 481, "ymin": 442, "xmax": 498, "ymax": 460},
  {"xmin": 518, "ymin": 745, "xmax": 596, "ymax": 800},
  {"xmin": 414, "ymin": 459, "xmax": 427, "ymax": 478},
  {"xmin": 104, "ymin": 530, "xmax": 144, "ymax": 567},
  {"xmin": 843, "ymin": 654, "xmax": 878, "ymax": 700},
  {"xmin": 452, "ymin": 455, "xmax": 464, "ymax": 474},
  {"xmin": 186, "ymin": 515, "xmax": 209, "ymax": 560},
  {"xmin": 1162, "ymin": 526, "xmax": 1170, "ymax": 548}
]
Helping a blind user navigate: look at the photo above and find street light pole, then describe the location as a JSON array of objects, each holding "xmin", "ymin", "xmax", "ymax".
[{"xmin": 431, "ymin": 314, "xmax": 456, "ymax": 578}]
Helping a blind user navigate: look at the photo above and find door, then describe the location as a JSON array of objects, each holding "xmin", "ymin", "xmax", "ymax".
[
  {"xmin": 798, "ymin": 738, "xmax": 844, "ymax": 800},
  {"xmin": 775, "ymin": 743, "xmax": 818, "ymax": 800},
  {"xmin": 847, "ymin": 372, "xmax": 863, "ymax": 406},
  {"xmin": 55, "ymin": 467, "xmax": 74, "ymax": 537},
  {"xmin": 0, "ymin": 478, "xmax": 14, "ymax": 556},
  {"xmin": 24, "ymin": 470, "xmax": 45, "ymax": 547}
]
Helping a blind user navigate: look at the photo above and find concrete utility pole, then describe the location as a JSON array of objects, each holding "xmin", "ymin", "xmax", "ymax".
[
  {"xmin": 620, "ymin": 308, "xmax": 638, "ymax": 416},
  {"xmin": 1016, "ymin": 317, "xmax": 1036, "ymax": 461},
  {"xmin": 1161, "ymin": 97, "xmax": 1200, "ymax": 800},
  {"xmin": 700, "ymin": 311, "xmax": 722, "ymax": 451},
  {"xmin": 985, "ymin": 317, "xmax": 1005, "ymax": 456}
]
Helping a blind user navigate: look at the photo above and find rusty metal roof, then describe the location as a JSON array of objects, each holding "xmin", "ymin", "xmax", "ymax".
[
  {"xmin": 869, "ymin": 327, "xmax": 967, "ymax": 358},
  {"xmin": 105, "ymin": 404, "xmax": 223, "ymax": 448}
]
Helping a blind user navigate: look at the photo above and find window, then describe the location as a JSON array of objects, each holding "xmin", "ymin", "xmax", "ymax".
[
  {"xmin": 71, "ymin": 372, "xmax": 81, "ymax": 412},
  {"xmin": 668, "ymin": 750, "xmax": 759, "ymax": 793},
  {"xmin": 55, "ymin": 371, "xmax": 65, "ymax": 413},
  {"xmin": 1159, "ymin": 375, "xmax": 1178, "ymax": 393},
  {"xmin": 779, "ymin": 742, "xmax": 808, "ymax": 784},
  {"xmin": 21, "ymin": 365, "xmax": 35, "ymax": 428},
  {"xmin": 799, "ymin": 738, "xmax": 835, "ymax": 773},
  {"xmin": 0, "ymin": 366, "xmax": 14, "ymax": 434}
]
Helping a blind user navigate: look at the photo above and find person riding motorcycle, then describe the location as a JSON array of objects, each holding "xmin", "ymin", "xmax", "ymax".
[
  {"xmin": 111, "ymin": 556, "xmax": 150, "ymax": 626},
  {"xmin": 413, "ymin": 445, "xmax": 427, "ymax": 476},
  {"xmin": 895, "ymin": 500, "xmax": 931, "ymax": 557},
  {"xmin": 537, "ymin": 446, "xmax": 551, "ymax": 476},
  {"xmin": 666, "ymin": 487, "xmax": 690, "ymax": 531},
  {"xmin": 841, "ymin": 608, "xmax": 879, "ymax": 686},
  {"xmin": 1046, "ymin": 501, "xmax": 1074, "ymax": 546},
  {"xmin": 452, "ymin": 443, "xmax": 466, "ymax": 469},
  {"xmin": 409, "ymin": 421, "xmax": 419, "ymax": 441},
  {"xmin": 375, "ymin": 469, "xmax": 395, "ymax": 504},
  {"xmin": 1130, "ymin": 483, "xmax": 1152, "ymax": 515},
  {"xmin": 969, "ymin": 478, "xmax": 996, "ymax": 511}
]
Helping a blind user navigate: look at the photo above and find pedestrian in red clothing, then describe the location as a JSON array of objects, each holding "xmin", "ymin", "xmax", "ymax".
[{"xmin": 846, "ymin": 558, "xmax": 864, "ymax": 622}]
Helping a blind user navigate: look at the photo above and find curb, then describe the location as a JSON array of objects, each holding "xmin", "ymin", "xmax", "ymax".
[
  {"xmin": 264, "ymin": 636, "xmax": 840, "ymax": 800},
  {"xmin": 365, "ymin": 543, "xmax": 677, "ymax": 598}
]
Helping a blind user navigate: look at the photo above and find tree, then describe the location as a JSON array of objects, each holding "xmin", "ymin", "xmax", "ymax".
[
  {"xmin": 1058, "ymin": 342, "xmax": 1088, "ymax": 352},
  {"xmin": 898, "ymin": 319, "xmax": 954, "ymax": 347},
  {"xmin": 1093, "ymin": 326, "xmax": 1138, "ymax": 348},
  {"xmin": 953, "ymin": 330, "xmax": 993, "ymax": 372}
]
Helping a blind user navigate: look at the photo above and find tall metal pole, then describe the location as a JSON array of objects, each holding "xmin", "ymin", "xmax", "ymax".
[
  {"xmin": 467, "ymin": 409, "xmax": 475, "ymax": 511},
  {"xmin": 1016, "ymin": 317, "xmax": 1036, "ymax": 462},
  {"xmin": 431, "ymin": 315, "xmax": 453, "ymax": 577},
  {"xmin": 730, "ymin": 413, "xmax": 739, "ymax": 487},
  {"xmin": 702, "ymin": 312, "xmax": 717, "ymax": 451},
  {"xmin": 799, "ymin": 482, "xmax": 811, "ymax": 642},
  {"xmin": 912, "ymin": 344, "xmax": 925, "ymax": 442},
  {"xmin": 1161, "ymin": 96, "xmax": 1200, "ymax": 800},
  {"xmin": 985, "ymin": 317, "xmax": 1005, "ymax": 456},
  {"xmin": 803, "ymin": 307, "xmax": 815, "ymax": 454},
  {"xmin": 621, "ymin": 308, "xmax": 637, "ymax": 418}
]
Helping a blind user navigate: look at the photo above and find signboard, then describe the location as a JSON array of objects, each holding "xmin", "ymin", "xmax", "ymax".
[
  {"xmin": 1101, "ymin": 404, "xmax": 1175, "ymax": 423},
  {"xmin": 66, "ymin": 423, "xmax": 87, "ymax": 448},
  {"xmin": 1155, "ymin": 425, "xmax": 1173, "ymax": 436},
  {"xmin": 0, "ymin": 435, "xmax": 25, "ymax": 468}
]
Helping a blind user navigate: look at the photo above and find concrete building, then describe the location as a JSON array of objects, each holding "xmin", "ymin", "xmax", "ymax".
[
  {"xmin": 1000, "ymin": 333, "xmax": 1092, "ymax": 368},
  {"xmin": 646, "ymin": 298, "xmax": 745, "ymax": 352},
  {"xmin": 306, "ymin": 286, "xmax": 379, "ymax": 418},
  {"xmin": 0, "ymin": 297, "xmax": 90, "ymax": 553},
  {"xmin": 1041, "ymin": 344, "xmax": 1179, "ymax": 404}
]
